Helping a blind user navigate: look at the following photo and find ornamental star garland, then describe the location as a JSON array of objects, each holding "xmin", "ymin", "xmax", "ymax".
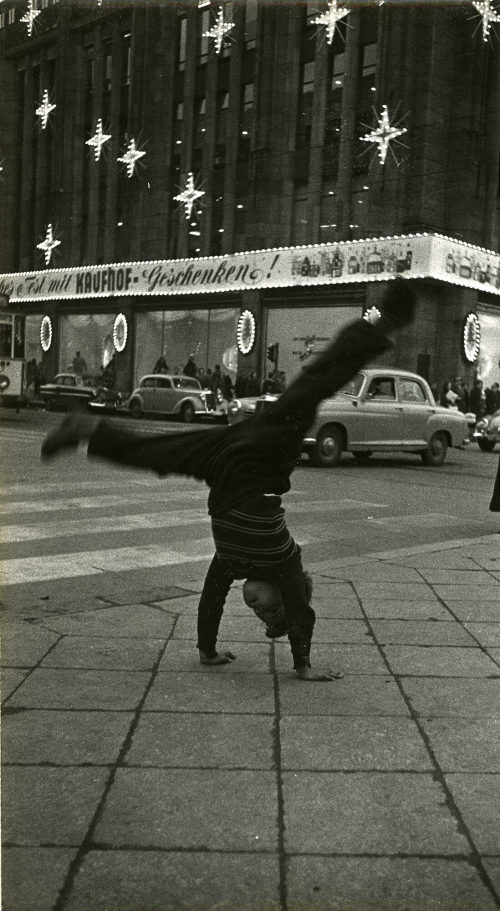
[
  {"xmin": 35, "ymin": 89, "xmax": 56, "ymax": 130},
  {"xmin": 202, "ymin": 6, "xmax": 235, "ymax": 55},
  {"xmin": 86, "ymin": 119, "xmax": 112, "ymax": 161},
  {"xmin": 117, "ymin": 138, "xmax": 146, "ymax": 178},
  {"xmin": 37, "ymin": 224, "xmax": 61, "ymax": 266},
  {"xmin": 173, "ymin": 172, "xmax": 205, "ymax": 220},
  {"xmin": 312, "ymin": 0, "xmax": 350, "ymax": 45},
  {"xmin": 471, "ymin": 0, "xmax": 500, "ymax": 41},
  {"xmin": 21, "ymin": 0, "xmax": 41, "ymax": 37},
  {"xmin": 360, "ymin": 105, "xmax": 408, "ymax": 165}
]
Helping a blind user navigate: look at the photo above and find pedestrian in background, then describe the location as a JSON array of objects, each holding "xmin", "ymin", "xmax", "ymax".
[
  {"xmin": 183, "ymin": 354, "xmax": 197, "ymax": 378},
  {"xmin": 153, "ymin": 355, "xmax": 169, "ymax": 374},
  {"xmin": 453, "ymin": 376, "xmax": 469, "ymax": 413},
  {"xmin": 72, "ymin": 351, "xmax": 87, "ymax": 376},
  {"xmin": 469, "ymin": 379, "xmax": 485, "ymax": 423}
]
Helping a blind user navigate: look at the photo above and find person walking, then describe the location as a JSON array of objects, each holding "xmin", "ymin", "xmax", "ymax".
[
  {"xmin": 41, "ymin": 278, "xmax": 416, "ymax": 680},
  {"xmin": 153, "ymin": 355, "xmax": 169, "ymax": 374},
  {"xmin": 183, "ymin": 354, "xmax": 197, "ymax": 378},
  {"xmin": 72, "ymin": 351, "xmax": 87, "ymax": 376}
]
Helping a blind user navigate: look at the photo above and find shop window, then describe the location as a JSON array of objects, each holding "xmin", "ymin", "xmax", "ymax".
[
  {"xmin": 176, "ymin": 101, "xmax": 184, "ymax": 121},
  {"xmin": 297, "ymin": 61, "xmax": 314, "ymax": 152},
  {"xmin": 362, "ymin": 42, "xmax": 377, "ymax": 78},
  {"xmin": 8, "ymin": 8, "xmax": 16, "ymax": 25},
  {"xmin": 121, "ymin": 34, "xmax": 132, "ymax": 87},
  {"xmin": 291, "ymin": 197, "xmax": 308, "ymax": 244},
  {"xmin": 243, "ymin": 82, "xmax": 254, "ymax": 110},
  {"xmin": 331, "ymin": 51, "xmax": 345, "ymax": 90}
]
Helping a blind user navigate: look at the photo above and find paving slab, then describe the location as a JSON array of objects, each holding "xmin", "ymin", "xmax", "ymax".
[
  {"xmin": 370, "ymin": 619, "xmax": 476, "ymax": 646},
  {"xmin": 282, "ymin": 772, "xmax": 468, "ymax": 854},
  {"xmin": 275, "ymin": 642, "xmax": 389, "ymax": 675},
  {"xmin": 0, "ymin": 622, "xmax": 61, "ymax": 666},
  {"xmin": 286, "ymin": 856, "xmax": 499, "ymax": 911},
  {"xmin": 6, "ymin": 667, "xmax": 150, "ymax": 710},
  {"xmin": 445, "ymin": 774, "xmax": 500, "ymax": 854},
  {"xmin": 125, "ymin": 711, "xmax": 274, "ymax": 769},
  {"xmin": 280, "ymin": 716, "xmax": 431, "ymax": 771},
  {"xmin": 157, "ymin": 638, "xmax": 272, "ymax": 673},
  {"xmin": 361, "ymin": 599, "xmax": 452, "ymax": 620},
  {"xmin": 311, "ymin": 618, "xmax": 372, "ymax": 643},
  {"xmin": 93, "ymin": 768, "xmax": 278, "ymax": 851},
  {"xmin": 278, "ymin": 674, "xmax": 410, "ymax": 716},
  {"xmin": 416, "ymin": 569, "xmax": 499, "ymax": 585},
  {"xmin": 33, "ymin": 604, "xmax": 177, "ymax": 638},
  {"xmin": 420, "ymin": 717, "xmax": 500, "ymax": 772},
  {"xmin": 402, "ymin": 677, "xmax": 500, "ymax": 717},
  {"xmin": 382, "ymin": 645, "xmax": 499, "ymax": 677},
  {"xmin": 2, "ymin": 708, "xmax": 133, "ymax": 765},
  {"xmin": 39, "ymin": 635, "xmax": 165, "ymax": 670},
  {"xmin": 326, "ymin": 563, "xmax": 424, "ymax": 582},
  {"xmin": 1, "ymin": 847, "xmax": 77, "ymax": 911},
  {"xmin": 2, "ymin": 766, "xmax": 108, "ymax": 845},
  {"xmin": 172, "ymin": 612, "xmax": 272, "ymax": 642},
  {"xmin": 444, "ymin": 601, "xmax": 500, "ymax": 621},
  {"xmin": 354, "ymin": 582, "xmax": 439, "ymax": 601},
  {"xmin": 143, "ymin": 671, "xmax": 275, "ymax": 714},
  {"xmin": 434, "ymin": 584, "xmax": 500, "ymax": 603},
  {"xmin": 66, "ymin": 849, "xmax": 281, "ymax": 911}
]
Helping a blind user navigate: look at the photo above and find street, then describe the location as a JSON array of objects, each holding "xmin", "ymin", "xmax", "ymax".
[{"xmin": 1, "ymin": 408, "xmax": 500, "ymax": 911}]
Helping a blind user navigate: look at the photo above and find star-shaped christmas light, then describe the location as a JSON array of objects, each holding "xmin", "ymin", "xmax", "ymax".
[
  {"xmin": 86, "ymin": 119, "xmax": 112, "ymax": 161},
  {"xmin": 21, "ymin": 0, "xmax": 41, "ymax": 37},
  {"xmin": 173, "ymin": 172, "xmax": 205, "ymax": 220},
  {"xmin": 35, "ymin": 89, "xmax": 56, "ymax": 130},
  {"xmin": 471, "ymin": 0, "xmax": 500, "ymax": 41},
  {"xmin": 117, "ymin": 138, "xmax": 146, "ymax": 178},
  {"xmin": 203, "ymin": 6, "xmax": 235, "ymax": 54},
  {"xmin": 312, "ymin": 0, "xmax": 350, "ymax": 45},
  {"xmin": 360, "ymin": 105, "xmax": 408, "ymax": 165},
  {"xmin": 37, "ymin": 224, "xmax": 61, "ymax": 266}
]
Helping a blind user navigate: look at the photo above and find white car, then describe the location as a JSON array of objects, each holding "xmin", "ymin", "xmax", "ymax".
[
  {"xmin": 127, "ymin": 374, "xmax": 223, "ymax": 423},
  {"xmin": 229, "ymin": 368, "xmax": 469, "ymax": 467}
]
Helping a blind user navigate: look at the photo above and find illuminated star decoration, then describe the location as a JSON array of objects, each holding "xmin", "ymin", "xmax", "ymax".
[
  {"xmin": 360, "ymin": 105, "xmax": 408, "ymax": 165},
  {"xmin": 21, "ymin": 0, "xmax": 41, "ymax": 37},
  {"xmin": 312, "ymin": 0, "xmax": 350, "ymax": 45},
  {"xmin": 86, "ymin": 119, "xmax": 112, "ymax": 161},
  {"xmin": 117, "ymin": 138, "xmax": 146, "ymax": 178},
  {"xmin": 471, "ymin": 1, "xmax": 500, "ymax": 41},
  {"xmin": 173, "ymin": 172, "xmax": 205, "ymax": 220},
  {"xmin": 35, "ymin": 89, "xmax": 56, "ymax": 130},
  {"xmin": 203, "ymin": 6, "xmax": 235, "ymax": 54},
  {"xmin": 37, "ymin": 224, "xmax": 61, "ymax": 266}
]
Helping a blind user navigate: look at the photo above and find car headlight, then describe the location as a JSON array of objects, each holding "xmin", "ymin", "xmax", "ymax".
[{"xmin": 476, "ymin": 419, "xmax": 488, "ymax": 432}]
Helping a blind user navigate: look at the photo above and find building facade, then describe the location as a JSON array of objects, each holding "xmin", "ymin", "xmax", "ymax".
[{"xmin": 0, "ymin": 0, "xmax": 499, "ymax": 396}]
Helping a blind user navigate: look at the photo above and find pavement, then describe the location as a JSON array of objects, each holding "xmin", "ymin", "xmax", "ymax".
[{"xmin": 2, "ymin": 530, "xmax": 500, "ymax": 911}]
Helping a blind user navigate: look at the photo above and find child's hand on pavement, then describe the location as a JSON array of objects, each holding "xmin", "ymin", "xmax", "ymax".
[
  {"xmin": 199, "ymin": 650, "xmax": 236, "ymax": 665},
  {"xmin": 295, "ymin": 666, "xmax": 343, "ymax": 681}
]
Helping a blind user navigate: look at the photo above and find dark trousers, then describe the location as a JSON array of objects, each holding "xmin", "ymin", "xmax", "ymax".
[{"xmin": 197, "ymin": 550, "xmax": 315, "ymax": 669}]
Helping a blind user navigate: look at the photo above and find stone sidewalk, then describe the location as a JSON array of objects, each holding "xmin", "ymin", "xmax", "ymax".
[{"xmin": 2, "ymin": 533, "xmax": 500, "ymax": 911}]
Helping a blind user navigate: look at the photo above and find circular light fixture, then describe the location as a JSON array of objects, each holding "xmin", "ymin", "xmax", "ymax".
[
  {"xmin": 113, "ymin": 313, "xmax": 128, "ymax": 352},
  {"xmin": 363, "ymin": 305, "xmax": 382, "ymax": 325},
  {"xmin": 236, "ymin": 309, "xmax": 256, "ymax": 355},
  {"xmin": 40, "ymin": 315, "xmax": 53, "ymax": 352},
  {"xmin": 463, "ymin": 312, "xmax": 481, "ymax": 363}
]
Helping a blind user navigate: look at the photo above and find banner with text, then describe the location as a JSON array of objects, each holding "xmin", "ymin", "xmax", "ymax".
[{"xmin": 0, "ymin": 233, "xmax": 498, "ymax": 303}]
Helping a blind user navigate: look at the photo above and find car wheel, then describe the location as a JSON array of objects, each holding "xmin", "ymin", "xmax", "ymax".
[
  {"xmin": 311, "ymin": 425, "xmax": 344, "ymax": 467},
  {"xmin": 181, "ymin": 402, "xmax": 195, "ymax": 423},
  {"xmin": 129, "ymin": 400, "xmax": 143, "ymax": 419},
  {"xmin": 353, "ymin": 450, "xmax": 373, "ymax": 462},
  {"xmin": 478, "ymin": 439, "xmax": 496, "ymax": 452},
  {"xmin": 421, "ymin": 431, "xmax": 448, "ymax": 466}
]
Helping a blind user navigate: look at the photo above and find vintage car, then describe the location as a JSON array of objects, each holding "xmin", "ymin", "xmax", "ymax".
[
  {"xmin": 473, "ymin": 409, "xmax": 500, "ymax": 451},
  {"xmin": 127, "ymin": 374, "xmax": 224, "ymax": 423},
  {"xmin": 228, "ymin": 368, "xmax": 469, "ymax": 467},
  {"xmin": 39, "ymin": 373, "xmax": 126, "ymax": 412}
]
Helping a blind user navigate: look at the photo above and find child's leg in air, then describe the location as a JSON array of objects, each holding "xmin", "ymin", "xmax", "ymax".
[{"xmin": 197, "ymin": 554, "xmax": 236, "ymax": 665}]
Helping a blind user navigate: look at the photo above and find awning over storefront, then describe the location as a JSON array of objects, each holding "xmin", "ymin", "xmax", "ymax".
[{"xmin": 1, "ymin": 233, "xmax": 499, "ymax": 303}]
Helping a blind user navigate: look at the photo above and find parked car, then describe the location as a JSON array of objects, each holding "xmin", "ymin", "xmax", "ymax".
[
  {"xmin": 127, "ymin": 374, "xmax": 224, "ymax": 423},
  {"xmin": 473, "ymin": 409, "xmax": 500, "ymax": 451},
  {"xmin": 39, "ymin": 373, "xmax": 126, "ymax": 412},
  {"xmin": 228, "ymin": 368, "xmax": 469, "ymax": 467}
]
